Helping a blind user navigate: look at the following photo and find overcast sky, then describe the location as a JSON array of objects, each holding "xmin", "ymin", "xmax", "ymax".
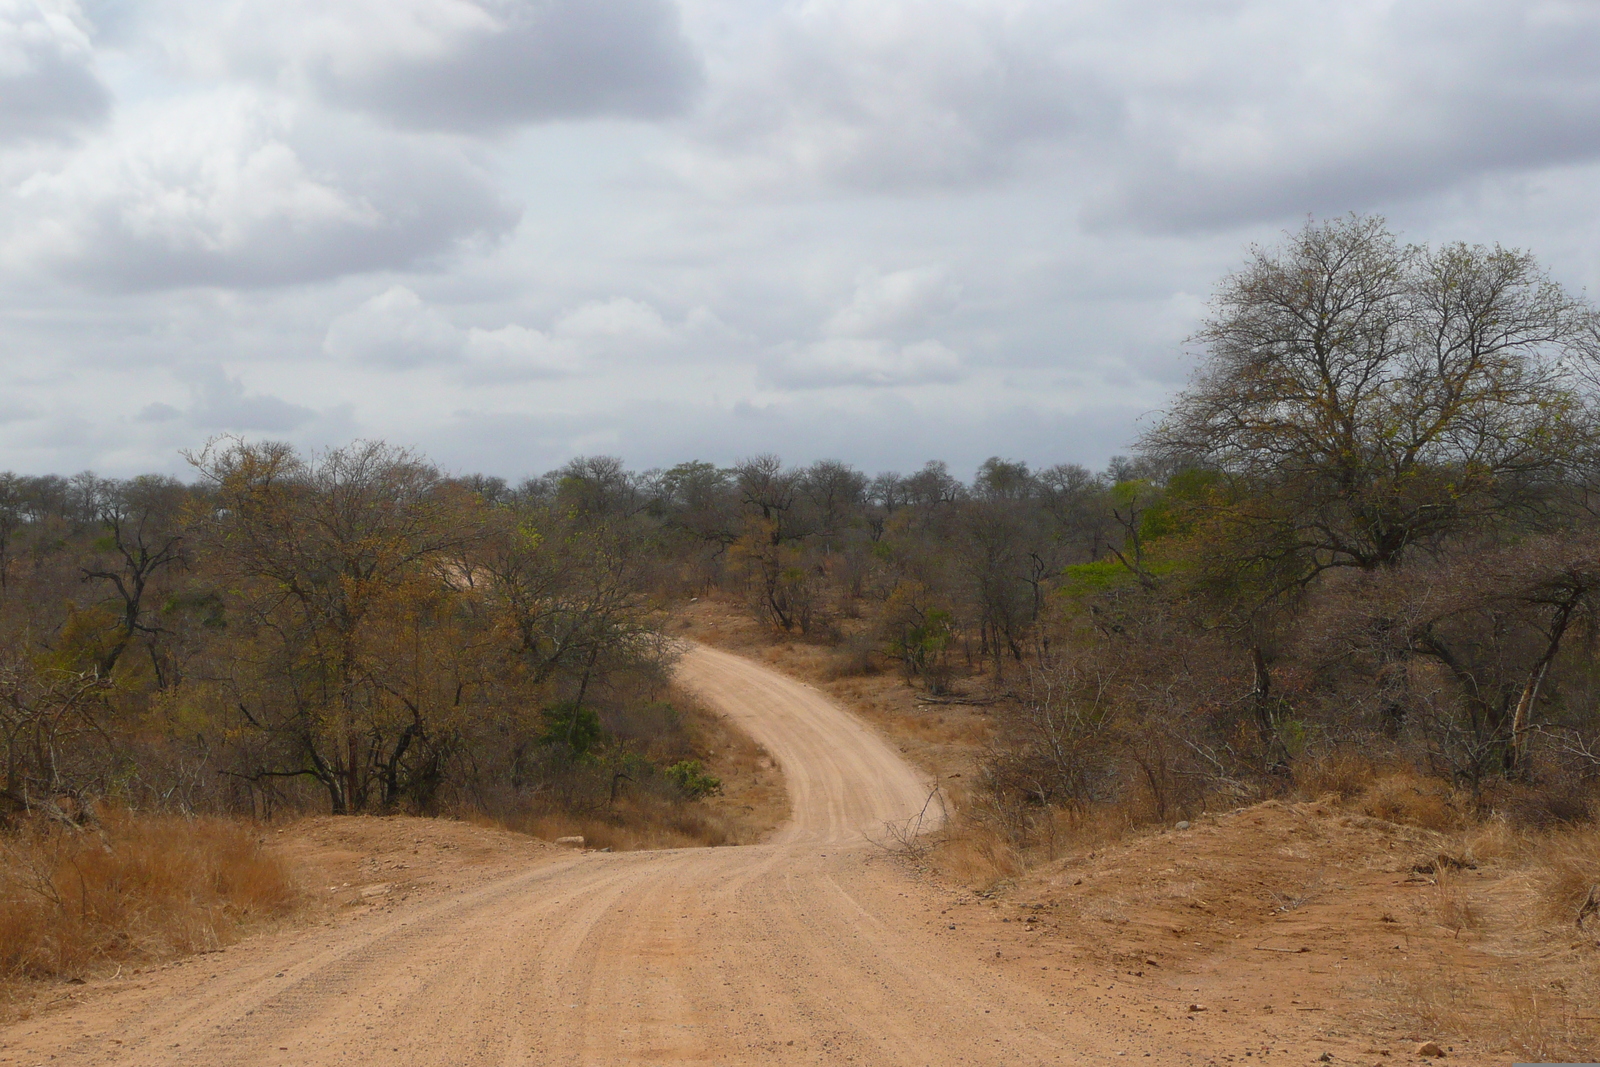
[{"xmin": 3, "ymin": 0, "xmax": 1600, "ymax": 480}]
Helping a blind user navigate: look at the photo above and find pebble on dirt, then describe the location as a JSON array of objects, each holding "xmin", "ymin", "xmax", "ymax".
[{"xmin": 1414, "ymin": 1042, "xmax": 1445, "ymax": 1057}]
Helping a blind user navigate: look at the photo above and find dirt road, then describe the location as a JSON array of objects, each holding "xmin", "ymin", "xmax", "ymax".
[{"xmin": 0, "ymin": 646, "xmax": 1183, "ymax": 1066}]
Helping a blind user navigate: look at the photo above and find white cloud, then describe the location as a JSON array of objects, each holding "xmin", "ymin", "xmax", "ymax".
[
  {"xmin": 824, "ymin": 266, "xmax": 958, "ymax": 338},
  {"xmin": 554, "ymin": 296, "xmax": 673, "ymax": 343},
  {"xmin": 460, "ymin": 323, "xmax": 577, "ymax": 382},
  {"xmin": 3, "ymin": 91, "xmax": 516, "ymax": 288},
  {"xmin": 322, "ymin": 289, "xmax": 715, "ymax": 382},
  {"xmin": 767, "ymin": 337, "xmax": 963, "ymax": 390},
  {"xmin": 323, "ymin": 285, "xmax": 464, "ymax": 367},
  {"xmin": 0, "ymin": 0, "xmax": 108, "ymax": 141}
]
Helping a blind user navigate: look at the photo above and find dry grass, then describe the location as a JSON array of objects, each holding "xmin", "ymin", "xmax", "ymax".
[
  {"xmin": 1426, "ymin": 866, "xmax": 1479, "ymax": 937},
  {"xmin": 0, "ymin": 809, "xmax": 300, "ymax": 988},
  {"xmin": 1352, "ymin": 771, "xmax": 1470, "ymax": 832},
  {"xmin": 925, "ymin": 803, "xmax": 1141, "ymax": 890},
  {"xmin": 1379, "ymin": 970, "xmax": 1600, "ymax": 1062},
  {"xmin": 1454, "ymin": 813, "xmax": 1525, "ymax": 866},
  {"xmin": 930, "ymin": 821, "xmax": 1025, "ymax": 887},
  {"xmin": 1529, "ymin": 822, "xmax": 1600, "ymax": 928},
  {"xmin": 1291, "ymin": 749, "xmax": 1391, "ymax": 800},
  {"xmin": 490, "ymin": 799, "xmax": 748, "ymax": 852},
  {"xmin": 1375, "ymin": 814, "xmax": 1600, "ymax": 1057}
]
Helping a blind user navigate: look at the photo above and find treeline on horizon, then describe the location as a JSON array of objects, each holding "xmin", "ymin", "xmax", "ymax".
[
  {"xmin": 0, "ymin": 436, "xmax": 1114, "ymax": 820},
  {"xmin": 5, "ymin": 213, "xmax": 1600, "ymax": 839}
]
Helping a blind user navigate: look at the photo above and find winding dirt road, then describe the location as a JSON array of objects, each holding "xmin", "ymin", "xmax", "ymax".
[{"xmin": 0, "ymin": 646, "xmax": 1143, "ymax": 1065}]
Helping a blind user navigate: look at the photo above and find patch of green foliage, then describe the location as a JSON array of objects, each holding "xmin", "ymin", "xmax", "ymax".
[
  {"xmin": 890, "ymin": 608, "xmax": 953, "ymax": 674},
  {"xmin": 1136, "ymin": 468, "xmax": 1220, "ymax": 541},
  {"xmin": 664, "ymin": 759, "xmax": 722, "ymax": 798},
  {"xmin": 1060, "ymin": 557, "xmax": 1180, "ymax": 597},
  {"xmin": 537, "ymin": 701, "xmax": 605, "ymax": 762}
]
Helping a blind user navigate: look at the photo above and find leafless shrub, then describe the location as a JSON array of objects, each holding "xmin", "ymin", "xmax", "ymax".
[{"xmin": 871, "ymin": 784, "xmax": 948, "ymax": 862}]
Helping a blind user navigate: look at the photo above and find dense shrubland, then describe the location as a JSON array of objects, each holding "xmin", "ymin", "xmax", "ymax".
[{"xmin": 0, "ymin": 440, "xmax": 692, "ymax": 829}]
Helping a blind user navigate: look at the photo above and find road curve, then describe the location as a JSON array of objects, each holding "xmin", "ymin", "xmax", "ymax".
[{"xmin": 0, "ymin": 644, "xmax": 1116, "ymax": 1065}]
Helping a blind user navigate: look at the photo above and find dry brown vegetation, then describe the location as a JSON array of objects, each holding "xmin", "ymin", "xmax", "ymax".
[
  {"xmin": 684, "ymin": 593, "xmax": 1600, "ymax": 1061},
  {"xmin": 977, "ymin": 776, "xmax": 1600, "ymax": 1060},
  {"xmin": 927, "ymin": 770, "xmax": 1600, "ymax": 1062},
  {"xmin": 0, "ymin": 809, "xmax": 299, "ymax": 995}
]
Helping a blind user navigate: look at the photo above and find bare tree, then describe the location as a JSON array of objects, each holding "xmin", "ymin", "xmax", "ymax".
[
  {"xmin": 78, "ymin": 476, "xmax": 190, "ymax": 682},
  {"xmin": 1147, "ymin": 214, "xmax": 1598, "ymax": 591}
]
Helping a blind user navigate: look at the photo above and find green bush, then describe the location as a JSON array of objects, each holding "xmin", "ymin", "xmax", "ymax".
[
  {"xmin": 538, "ymin": 701, "xmax": 605, "ymax": 761},
  {"xmin": 664, "ymin": 760, "xmax": 722, "ymax": 798}
]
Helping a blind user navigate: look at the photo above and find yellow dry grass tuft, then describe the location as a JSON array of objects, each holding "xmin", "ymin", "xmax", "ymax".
[
  {"xmin": 1529, "ymin": 822, "xmax": 1600, "ymax": 929},
  {"xmin": 1355, "ymin": 771, "xmax": 1469, "ymax": 832},
  {"xmin": 1426, "ymin": 866, "xmax": 1479, "ymax": 937},
  {"xmin": 0, "ymin": 809, "xmax": 300, "ymax": 989},
  {"xmin": 1377, "ymin": 970, "xmax": 1600, "ymax": 1062}
]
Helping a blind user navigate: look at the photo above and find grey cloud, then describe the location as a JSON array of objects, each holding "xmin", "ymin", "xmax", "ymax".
[
  {"xmin": 1084, "ymin": 2, "xmax": 1600, "ymax": 230},
  {"xmin": 690, "ymin": 1, "xmax": 1105, "ymax": 191},
  {"xmin": 181, "ymin": 366, "xmax": 317, "ymax": 431},
  {"xmin": 73, "ymin": 0, "xmax": 136, "ymax": 41},
  {"xmin": 0, "ymin": 0, "xmax": 110, "ymax": 141},
  {"xmin": 687, "ymin": 0, "xmax": 1600, "ymax": 231},
  {"xmin": 135, "ymin": 401, "xmax": 182, "ymax": 422},
  {"xmin": 180, "ymin": 0, "xmax": 701, "ymax": 133},
  {"xmin": 0, "ymin": 397, "xmax": 36, "ymax": 423},
  {"xmin": 16, "ymin": 102, "xmax": 519, "ymax": 290},
  {"xmin": 9, "ymin": 0, "xmax": 1600, "ymax": 486},
  {"xmin": 314, "ymin": 0, "xmax": 701, "ymax": 132}
]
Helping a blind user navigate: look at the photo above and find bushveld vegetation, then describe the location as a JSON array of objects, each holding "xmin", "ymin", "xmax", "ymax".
[
  {"xmin": 0, "ymin": 437, "xmax": 712, "ymax": 983},
  {"xmin": 3, "ymin": 215, "xmax": 1599, "ymax": 992},
  {"xmin": 0, "ymin": 438, "xmax": 697, "ymax": 825},
  {"xmin": 691, "ymin": 217, "xmax": 1600, "ymax": 852}
]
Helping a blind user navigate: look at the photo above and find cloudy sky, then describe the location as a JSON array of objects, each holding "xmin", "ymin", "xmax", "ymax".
[{"xmin": 3, "ymin": 0, "xmax": 1600, "ymax": 479}]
